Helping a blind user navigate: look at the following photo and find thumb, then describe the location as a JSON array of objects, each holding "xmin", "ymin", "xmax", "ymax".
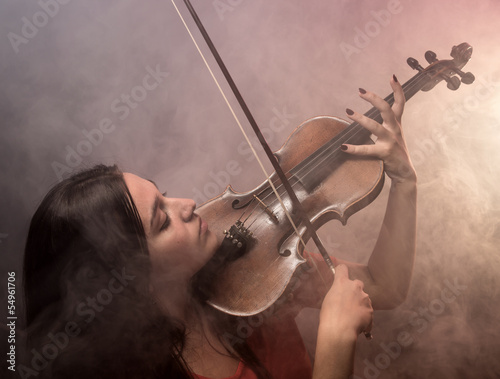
[{"xmin": 334, "ymin": 264, "xmax": 349, "ymax": 279}]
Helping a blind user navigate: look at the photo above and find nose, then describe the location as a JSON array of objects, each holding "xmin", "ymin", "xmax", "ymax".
[
  {"xmin": 179, "ymin": 198, "xmax": 196, "ymax": 222},
  {"xmin": 164, "ymin": 198, "xmax": 196, "ymax": 222}
]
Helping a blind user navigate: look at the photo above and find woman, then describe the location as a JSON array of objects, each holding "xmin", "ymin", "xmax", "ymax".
[{"xmin": 23, "ymin": 77, "xmax": 416, "ymax": 378}]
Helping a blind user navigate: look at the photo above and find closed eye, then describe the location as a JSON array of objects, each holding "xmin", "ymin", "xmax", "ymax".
[
  {"xmin": 159, "ymin": 191, "xmax": 169, "ymax": 230},
  {"xmin": 160, "ymin": 213, "xmax": 170, "ymax": 231}
]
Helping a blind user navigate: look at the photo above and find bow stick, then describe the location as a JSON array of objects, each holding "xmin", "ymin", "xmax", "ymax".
[{"xmin": 172, "ymin": 0, "xmax": 336, "ymax": 277}]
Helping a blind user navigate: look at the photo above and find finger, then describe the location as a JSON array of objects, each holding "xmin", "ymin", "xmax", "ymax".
[
  {"xmin": 365, "ymin": 313, "xmax": 374, "ymax": 333},
  {"xmin": 345, "ymin": 108, "xmax": 389, "ymax": 139},
  {"xmin": 358, "ymin": 88, "xmax": 399, "ymax": 134},
  {"xmin": 390, "ymin": 74, "xmax": 405, "ymax": 123},
  {"xmin": 362, "ymin": 300, "xmax": 374, "ymax": 339},
  {"xmin": 354, "ymin": 279, "xmax": 365, "ymax": 291},
  {"xmin": 363, "ymin": 293, "xmax": 373, "ymax": 310},
  {"xmin": 340, "ymin": 142, "xmax": 384, "ymax": 158},
  {"xmin": 334, "ymin": 263, "xmax": 348, "ymax": 279},
  {"xmin": 364, "ymin": 320, "xmax": 374, "ymax": 340}
]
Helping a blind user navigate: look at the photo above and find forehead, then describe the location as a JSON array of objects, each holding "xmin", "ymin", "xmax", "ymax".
[
  {"xmin": 123, "ymin": 173, "xmax": 157, "ymax": 194},
  {"xmin": 123, "ymin": 173, "xmax": 157, "ymax": 225}
]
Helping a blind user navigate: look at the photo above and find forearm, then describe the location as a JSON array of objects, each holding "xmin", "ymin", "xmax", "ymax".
[
  {"xmin": 299, "ymin": 177, "xmax": 416, "ymax": 311},
  {"xmin": 349, "ymin": 178, "xmax": 417, "ymax": 309},
  {"xmin": 313, "ymin": 324, "xmax": 357, "ymax": 379}
]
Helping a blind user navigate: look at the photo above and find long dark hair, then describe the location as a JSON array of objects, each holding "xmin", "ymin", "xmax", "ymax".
[{"xmin": 23, "ymin": 164, "xmax": 270, "ymax": 378}]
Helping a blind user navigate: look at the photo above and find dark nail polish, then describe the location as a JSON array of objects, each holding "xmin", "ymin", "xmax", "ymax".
[
  {"xmin": 341, "ymin": 144, "xmax": 348, "ymax": 151},
  {"xmin": 346, "ymin": 108, "xmax": 354, "ymax": 116},
  {"xmin": 393, "ymin": 74, "xmax": 398, "ymax": 83},
  {"xmin": 359, "ymin": 88, "xmax": 367, "ymax": 94}
]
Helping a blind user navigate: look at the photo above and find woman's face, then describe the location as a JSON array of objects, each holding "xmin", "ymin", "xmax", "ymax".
[{"xmin": 123, "ymin": 173, "xmax": 218, "ymax": 284}]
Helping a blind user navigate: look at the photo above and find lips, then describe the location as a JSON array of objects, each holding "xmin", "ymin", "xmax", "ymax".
[{"xmin": 199, "ymin": 215, "xmax": 208, "ymax": 234}]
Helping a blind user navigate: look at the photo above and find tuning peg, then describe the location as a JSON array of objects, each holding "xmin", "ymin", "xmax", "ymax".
[
  {"xmin": 444, "ymin": 75, "xmax": 461, "ymax": 90},
  {"xmin": 460, "ymin": 72, "xmax": 475, "ymax": 84},
  {"xmin": 452, "ymin": 68, "xmax": 475, "ymax": 84},
  {"xmin": 407, "ymin": 57, "xmax": 424, "ymax": 71},
  {"xmin": 425, "ymin": 50, "xmax": 438, "ymax": 64}
]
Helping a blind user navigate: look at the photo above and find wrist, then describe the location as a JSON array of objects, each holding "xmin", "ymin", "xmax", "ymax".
[
  {"xmin": 314, "ymin": 321, "xmax": 358, "ymax": 379},
  {"xmin": 317, "ymin": 318, "xmax": 359, "ymax": 344},
  {"xmin": 390, "ymin": 174, "xmax": 417, "ymax": 190}
]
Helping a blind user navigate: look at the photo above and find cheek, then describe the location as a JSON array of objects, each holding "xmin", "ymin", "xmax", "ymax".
[
  {"xmin": 150, "ymin": 236, "xmax": 182, "ymax": 265},
  {"xmin": 149, "ymin": 232, "xmax": 200, "ymax": 270}
]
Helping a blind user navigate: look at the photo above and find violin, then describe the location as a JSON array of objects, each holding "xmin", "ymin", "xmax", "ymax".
[
  {"xmin": 194, "ymin": 42, "xmax": 475, "ymax": 317},
  {"xmin": 173, "ymin": 0, "xmax": 474, "ymax": 319}
]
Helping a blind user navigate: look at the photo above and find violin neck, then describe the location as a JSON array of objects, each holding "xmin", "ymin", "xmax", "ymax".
[
  {"xmin": 339, "ymin": 70, "xmax": 434, "ymax": 146},
  {"xmin": 361, "ymin": 70, "xmax": 431, "ymax": 126},
  {"xmin": 289, "ymin": 71, "xmax": 432, "ymax": 192}
]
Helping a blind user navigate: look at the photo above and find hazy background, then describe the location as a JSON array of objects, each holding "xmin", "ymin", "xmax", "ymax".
[{"xmin": 1, "ymin": 0, "xmax": 499, "ymax": 377}]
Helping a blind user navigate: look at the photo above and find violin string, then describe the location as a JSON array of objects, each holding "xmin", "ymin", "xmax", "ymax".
[
  {"xmin": 296, "ymin": 73, "xmax": 426, "ymax": 181},
  {"xmin": 293, "ymin": 72, "xmax": 429, "ymax": 184},
  {"xmin": 241, "ymin": 70, "xmax": 433, "ymax": 280},
  {"xmin": 246, "ymin": 74, "xmax": 428, "ymax": 262},
  {"xmin": 238, "ymin": 196, "xmax": 259, "ymax": 223},
  {"xmin": 232, "ymin": 74, "xmax": 427, "ymax": 254},
  {"xmin": 255, "ymin": 71, "xmax": 429, "ymax": 212},
  {"xmin": 247, "ymin": 216, "xmax": 259, "ymax": 230},
  {"xmin": 171, "ymin": 0, "xmax": 321, "ymax": 273},
  {"xmin": 174, "ymin": 0, "xmax": 433, "ymax": 282},
  {"xmin": 242, "ymin": 200, "xmax": 262, "ymax": 226},
  {"xmin": 210, "ymin": 72, "xmax": 429, "ymax": 272},
  {"xmin": 232, "ymin": 68, "xmax": 431, "ymax": 264}
]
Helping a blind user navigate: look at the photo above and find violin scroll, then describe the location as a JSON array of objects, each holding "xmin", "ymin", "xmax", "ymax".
[{"xmin": 407, "ymin": 42, "xmax": 475, "ymax": 92}]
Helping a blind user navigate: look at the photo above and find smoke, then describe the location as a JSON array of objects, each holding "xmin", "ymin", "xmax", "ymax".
[{"xmin": 1, "ymin": 0, "xmax": 500, "ymax": 377}]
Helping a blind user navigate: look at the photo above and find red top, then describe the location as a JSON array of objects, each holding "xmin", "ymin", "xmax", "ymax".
[
  {"xmin": 191, "ymin": 315, "xmax": 312, "ymax": 379},
  {"xmin": 191, "ymin": 252, "xmax": 335, "ymax": 379},
  {"xmin": 192, "ymin": 361, "xmax": 257, "ymax": 379}
]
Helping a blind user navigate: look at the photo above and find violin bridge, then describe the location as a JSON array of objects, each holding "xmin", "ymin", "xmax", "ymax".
[{"xmin": 253, "ymin": 194, "xmax": 279, "ymax": 223}]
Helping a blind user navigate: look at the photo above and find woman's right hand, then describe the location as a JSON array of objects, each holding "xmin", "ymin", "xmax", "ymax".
[
  {"xmin": 319, "ymin": 264, "xmax": 373, "ymax": 338},
  {"xmin": 313, "ymin": 264, "xmax": 373, "ymax": 379}
]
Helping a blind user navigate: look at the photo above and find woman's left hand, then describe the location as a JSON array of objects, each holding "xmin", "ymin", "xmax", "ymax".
[{"xmin": 341, "ymin": 75, "xmax": 416, "ymax": 184}]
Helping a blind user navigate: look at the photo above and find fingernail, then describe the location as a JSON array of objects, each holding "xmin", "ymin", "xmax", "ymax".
[
  {"xmin": 341, "ymin": 144, "xmax": 348, "ymax": 151},
  {"xmin": 393, "ymin": 74, "xmax": 398, "ymax": 83},
  {"xmin": 359, "ymin": 88, "xmax": 367, "ymax": 94},
  {"xmin": 346, "ymin": 108, "xmax": 354, "ymax": 116}
]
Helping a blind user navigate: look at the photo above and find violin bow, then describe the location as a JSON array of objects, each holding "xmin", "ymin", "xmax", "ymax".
[{"xmin": 171, "ymin": 0, "xmax": 336, "ymax": 278}]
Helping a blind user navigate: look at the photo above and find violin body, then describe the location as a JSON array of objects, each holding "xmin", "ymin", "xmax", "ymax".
[{"xmin": 198, "ymin": 116, "xmax": 384, "ymax": 316}]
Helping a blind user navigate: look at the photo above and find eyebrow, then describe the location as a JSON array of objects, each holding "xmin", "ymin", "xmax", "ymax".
[
  {"xmin": 150, "ymin": 195, "xmax": 159, "ymax": 229},
  {"xmin": 148, "ymin": 179, "xmax": 159, "ymax": 189}
]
